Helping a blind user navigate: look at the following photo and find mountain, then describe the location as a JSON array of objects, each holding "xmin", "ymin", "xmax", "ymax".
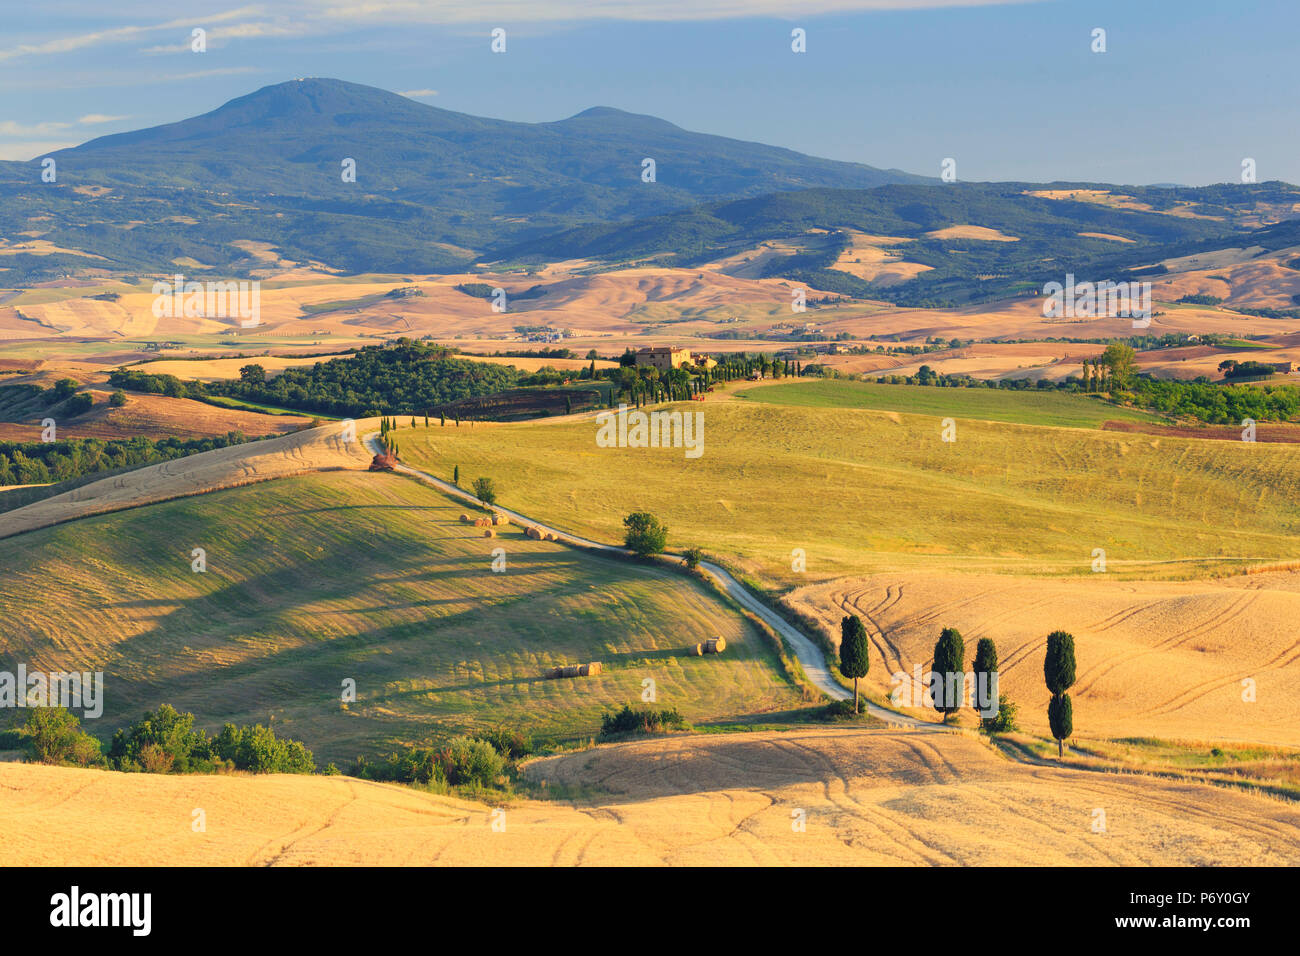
[{"xmin": 0, "ymin": 78, "xmax": 928, "ymax": 281}]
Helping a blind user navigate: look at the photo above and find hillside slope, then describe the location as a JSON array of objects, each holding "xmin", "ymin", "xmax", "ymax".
[{"xmin": 0, "ymin": 469, "xmax": 801, "ymax": 757}]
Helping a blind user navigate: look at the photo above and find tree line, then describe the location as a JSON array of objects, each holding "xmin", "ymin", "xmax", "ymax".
[{"xmin": 838, "ymin": 615, "xmax": 1078, "ymax": 756}]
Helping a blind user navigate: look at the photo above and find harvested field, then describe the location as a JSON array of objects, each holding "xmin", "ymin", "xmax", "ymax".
[
  {"xmin": 0, "ymin": 418, "xmax": 373, "ymax": 540},
  {"xmin": 1101, "ymin": 419, "xmax": 1300, "ymax": 443},
  {"xmin": 6, "ymin": 727, "xmax": 1296, "ymax": 865},
  {"xmin": 786, "ymin": 570, "xmax": 1300, "ymax": 747},
  {"xmin": 0, "ymin": 391, "xmax": 314, "ymax": 443}
]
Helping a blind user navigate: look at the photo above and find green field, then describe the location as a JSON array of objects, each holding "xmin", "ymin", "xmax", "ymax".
[
  {"xmin": 739, "ymin": 379, "xmax": 1167, "ymax": 428},
  {"xmin": 0, "ymin": 471, "xmax": 800, "ymax": 760},
  {"xmin": 398, "ymin": 400, "xmax": 1300, "ymax": 586},
  {"xmin": 200, "ymin": 394, "xmax": 343, "ymax": 419}
]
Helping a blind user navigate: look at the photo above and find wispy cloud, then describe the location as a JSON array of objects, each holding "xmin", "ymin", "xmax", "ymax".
[
  {"xmin": 399, "ymin": 89, "xmax": 438, "ymax": 98},
  {"xmin": 0, "ymin": 114, "xmax": 128, "ymax": 137},
  {"xmin": 1, "ymin": 0, "xmax": 1041, "ymax": 63},
  {"xmin": 0, "ymin": 6, "xmax": 266, "ymax": 62},
  {"xmin": 140, "ymin": 18, "xmax": 314, "ymax": 54},
  {"xmin": 0, "ymin": 141, "xmax": 79, "ymax": 161},
  {"xmin": 0, "ymin": 120, "xmax": 73, "ymax": 137}
]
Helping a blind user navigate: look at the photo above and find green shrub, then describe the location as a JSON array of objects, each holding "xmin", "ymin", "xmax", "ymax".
[
  {"xmin": 623, "ymin": 512, "xmax": 668, "ymax": 556},
  {"xmin": 818, "ymin": 698, "xmax": 870, "ymax": 722},
  {"xmin": 441, "ymin": 737, "xmax": 505, "ymax": 787},
  {"xmin": 108, "ymin": 704, "xmax": 213, "ymax": 773},
  {"xmin": 23, "ymin": 708, "xmax": 104, "ymax": 767},
  {"xmin": 386, "ymin": 746, "xmax": 447, "ymax": 786},
  {"xmin": 981, "ymin": 695, "xmax": 1019, "ymax": 734},
  {"xmin": 211, "ymin": 722, "xmax": 315, "ymax": 774},
  {"xmin": 599, "ymin": 704, "xmax": 688, "ymax": 738},
  {"xmin": 63, "ymin": 392, "xmax": 94, "ymax": 416},
  {"xmin": 475, "ymin": 727, "xmax": 534, "ymax": 760}
]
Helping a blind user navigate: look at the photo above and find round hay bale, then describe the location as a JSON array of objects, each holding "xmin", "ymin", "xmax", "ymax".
[
  {"xmin": 525, "ymin": 526, "xmax": 542, "ymax": 540},
  {"xmin": 560, "ymin": 664, "xmax": 581, "ymax": 678},
  {"xmin": 484, "ymin": 528, "xmax": 495, "ymax": 537},
  {"xmin": 584, "ymin": 661, "xmax": 602, "ymax": 676},
  {"xmin": 704, "ymin": 637, "xmax": 726, "ymax": 654},
  {"xmin": 474, "ymin": 517, "xmax": 491, "ymax": 527},
  {"xmin": 545, "ymin": 666, "xmax": 563, "ymax": 679},
  {"xmin": 492, "ymin": 514, "xmax": 509, "ymax": 526},
  {"xmin": 459, "ymin": 513, "xmax": 470, "ymax": 523},
  {"xmin": 689, "ymin": 643, "xmax": 703, "ymax": 656}
]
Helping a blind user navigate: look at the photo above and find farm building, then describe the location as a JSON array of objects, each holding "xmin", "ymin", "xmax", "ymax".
[{"xmin": 635, "ymin": 346, "xmax": 694, "ymax": 370}]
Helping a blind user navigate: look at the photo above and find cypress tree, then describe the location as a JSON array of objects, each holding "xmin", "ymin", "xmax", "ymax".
[
  {"xmin": 931, "ymin": 627, "xmax": 965, "ymax": 722},
  {"xmin": 972, "ymin": 637, "xmax": 999, "ymax": 728},
  {"xmin": 1044, "ymin": 630, "xmax": 1077, "ymax": 758},
  {"xmin": 839, "ymin": 615, "xmax": 870, "ymax": 714}
]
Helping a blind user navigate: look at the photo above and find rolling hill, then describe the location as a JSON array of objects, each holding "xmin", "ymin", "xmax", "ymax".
[
  {"xmin": 0, "ymin": 469, "xmax": 802, "ymax": 761},
  {"xmin": 396, "ymin": 395, "xmax": 1300, "ymax": 585},
  {"xmin": 496, "ymin": 181, "xmax": 1300, "ymax": 306}
]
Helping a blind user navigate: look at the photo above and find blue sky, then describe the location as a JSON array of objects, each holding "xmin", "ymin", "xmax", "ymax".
[{"xmin": 2, "ymin": 0, "xmax": 1296, "ymax": 186}]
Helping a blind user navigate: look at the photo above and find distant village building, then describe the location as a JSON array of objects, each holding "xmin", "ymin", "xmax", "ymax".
[{"xmin": 635, "ymin": 346, "xmax": 694, "ymax": 370}]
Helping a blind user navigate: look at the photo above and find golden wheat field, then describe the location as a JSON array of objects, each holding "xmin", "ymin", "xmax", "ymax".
[
  {"xmin": 396, "ymin": 401, "xmax": 1300, "ymax": 586},
  {"xmin": 5, "ymin": 727, "xmax": 1297, "ymax": 866}
]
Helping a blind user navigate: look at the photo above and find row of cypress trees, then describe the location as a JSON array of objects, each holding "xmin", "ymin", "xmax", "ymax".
[{"xmin": 838, "ymin": 615, "xmax": 1077, "ymax": 756}]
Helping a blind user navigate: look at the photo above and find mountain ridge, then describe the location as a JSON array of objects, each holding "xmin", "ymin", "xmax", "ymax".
[{"xmin": 0, "ymin": 77, "xmax": 931, "ymax": 280}]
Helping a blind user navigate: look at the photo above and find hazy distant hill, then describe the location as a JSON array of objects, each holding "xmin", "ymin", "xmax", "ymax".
[
  {"xmin": 494, "ymin": 181, "xmax": 1300, "ymax": 306},
  {"xmin": 0, "ymin": 78, "xmax": 928, "ymax": 281}
]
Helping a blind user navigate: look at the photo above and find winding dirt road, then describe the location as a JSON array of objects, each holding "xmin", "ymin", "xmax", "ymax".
[{"xmin": 364, "ymin": 432, "xmax": 929, "ymax": 728}]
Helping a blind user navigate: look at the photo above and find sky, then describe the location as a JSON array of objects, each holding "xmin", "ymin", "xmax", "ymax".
[{"xmin": 1, "ymin": 0, "xmax": 1296, "ymax": 186}]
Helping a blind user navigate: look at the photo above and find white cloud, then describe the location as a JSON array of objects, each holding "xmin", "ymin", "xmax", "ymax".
[
  {"xmin": 0, "ymin": 141, "xmax": 79, "ymax": 161},
  {"xmin": 399, "ymin": 89, "xmax": 438, "ymax": 98},
  {"xmin": 77, "ymin": 113, "xmax": 131, "ymax": 124},
  {"xmin": 0, "ymin": 120, "xmax": 71, "ymax": 137}
]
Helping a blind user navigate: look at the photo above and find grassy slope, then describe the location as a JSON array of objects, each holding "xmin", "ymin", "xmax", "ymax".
[
  {"xmin": 398, "ymin": 401, "xmax": 1300, "ymax": 587},
  {"xmin": 738, "ymin": 379, "xmax": 1167, "ymax": 429},
  {"xmin": 0, "ymin": 471, "xmax": 800, "ymax": 761}
]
